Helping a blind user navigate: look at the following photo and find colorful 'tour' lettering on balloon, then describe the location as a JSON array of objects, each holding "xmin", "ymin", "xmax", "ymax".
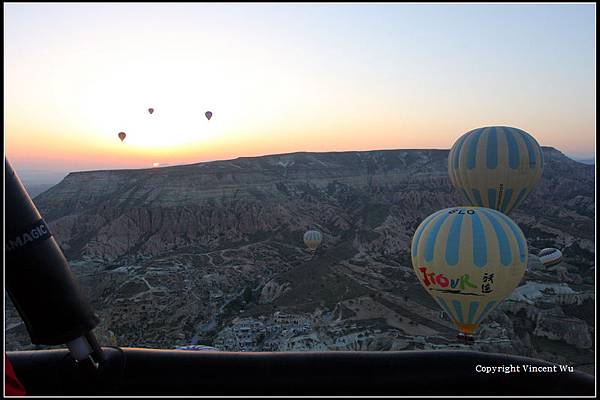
[{"xmin": 411, "ymin": 206, "xmax": 528, "ymax": 335}]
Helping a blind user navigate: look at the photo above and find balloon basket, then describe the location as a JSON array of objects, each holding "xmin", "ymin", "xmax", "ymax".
[{"xmin": 457, "ymin": 333, "xmax": 475, "ymax": 344}]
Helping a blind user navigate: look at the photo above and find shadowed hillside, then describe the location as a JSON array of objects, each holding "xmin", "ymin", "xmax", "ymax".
[{"xmin": 6, "ymin": 147, "xmax": 595, "ymax": 374}]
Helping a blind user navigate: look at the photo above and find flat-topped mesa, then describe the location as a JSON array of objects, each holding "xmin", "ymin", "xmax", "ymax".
[
  {"xmin": 34, "ymin": 149, "xmax": 452, "ymax": 218},
  {"xmin": 27, "ymin": 147, "xmax": 593, "ymax": 262}
]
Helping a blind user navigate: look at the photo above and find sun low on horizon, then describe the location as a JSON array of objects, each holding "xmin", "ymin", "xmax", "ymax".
[{"xmin": 4, "ymin": 3, "xmax": 596, "ymax": 178}]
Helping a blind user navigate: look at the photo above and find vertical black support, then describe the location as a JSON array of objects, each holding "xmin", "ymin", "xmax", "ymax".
[{"xmin": 5, "ymin": 158, "xmax": 100, "ymax": 345}]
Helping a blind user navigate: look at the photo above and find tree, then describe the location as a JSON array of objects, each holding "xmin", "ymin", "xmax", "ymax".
[{"xmin": 243, "ymin": 287, "xmax": 253, "ymax": 304}]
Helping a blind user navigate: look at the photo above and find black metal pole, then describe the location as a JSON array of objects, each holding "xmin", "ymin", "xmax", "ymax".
[{"xmin": 5, "ymin": 158, "xmax": 103, "ymax": 365}]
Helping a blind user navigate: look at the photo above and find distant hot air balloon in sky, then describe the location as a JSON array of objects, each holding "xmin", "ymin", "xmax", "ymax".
[
  {"xmin": 205, "ymin": 111, "xmax": 213, "ymax": 121},
  {"xmin": 118, "ymin": 132, "xmax": 126, "ymax": 142},
  {"xmin": 303, "ymin": 230, "xmax": 322, "ymax": 252},
  {"xmin": 411, "ymin": 206, "xmax": 527, "ymax": 339},
  {"xmin": 148, "ymin": 108, "xmax": 154, "ymax": 115},
  {"xmin": 448, "ymin": 126, "xmax": 544, "ymax": 215},
  {"xmin": 538, "ymin": 248, "xmax": 562, "ymax": 267}
]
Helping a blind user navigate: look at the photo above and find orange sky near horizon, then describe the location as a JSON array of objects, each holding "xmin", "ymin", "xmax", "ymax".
[
  {"xmin": 4, "ymin": 3, "xmax": 596, "ymax": 175},
  {"xmin": 5, "ymin": 98, "xmax": 594, "ymax": 172}
]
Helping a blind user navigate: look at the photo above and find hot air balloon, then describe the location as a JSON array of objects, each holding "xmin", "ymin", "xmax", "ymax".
[
  {"xmin": 448, "ymin": 126, "xmax": 544, "ymax": 215},
  {"xmin": 118, "ymin": 132, "xmax": 126, "ymax": 142},
  {"xmin": 411, "ymin": 206, "xmax": 527, "ymax": 340},
  {"xmin": 148, "ymin": 108, "xmax": 154, "ymax": 115},
  {"xmin": 303, "ymin": 230, "xmax": 322, "ymax": 252},
  {"xmin": 205, "ymin": 111, "xmax": 212, "ymax": 121},
  {"xmin": 538, "ymin": 248, "xmax": 562, "ymax": 267}
]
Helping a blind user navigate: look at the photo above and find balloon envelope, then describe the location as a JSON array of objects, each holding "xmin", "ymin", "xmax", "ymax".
[
  {"xmin": 448, "ymin": 126, "xmax": 544, "ymax": 214},
  {"xmin": 205, "ymin": 111, "xmax": 212, "ymax": 120},
  {"xmin": 118, "ymin": 132, "xmax": 126, "ymax": 142},
  {"xmin": 411, "ymin": 206, "xmax": 527, "ymax": 335},
  {"xmin": 303, "ymin": 230, "xmax": 322, "ymax": 251},
  {"xmin": 538, "ymin": 248, "xmax": 562, "ymax": 267}
]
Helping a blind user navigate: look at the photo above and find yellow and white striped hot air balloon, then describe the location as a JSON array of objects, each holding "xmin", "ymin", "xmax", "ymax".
[
  {"xmin": 411, "ymin": 206, "xmax": 528, "ymax": 338},
  {"xmin": 448, "ymin": 126, "xmax": 544, "ymax": 215},
  {"xmin": 303, "ymin": 230, "xmax": 322, "ymax": 252}
]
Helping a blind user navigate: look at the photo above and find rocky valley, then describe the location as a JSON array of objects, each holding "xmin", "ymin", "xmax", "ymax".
[{"xmin": 5, "ymin": 147, "xmax": 595, "ymax": 374}]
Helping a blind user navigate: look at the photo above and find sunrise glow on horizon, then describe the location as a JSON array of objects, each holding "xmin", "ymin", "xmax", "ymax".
[{"xmin": 4, "ymin": 3, "xmax": 596, "ymax": 179}]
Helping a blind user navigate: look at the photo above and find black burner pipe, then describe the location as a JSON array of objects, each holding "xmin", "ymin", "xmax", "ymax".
[{"xmin": 5, "ymin": 158, "xmax": 100, "ymax": 350}]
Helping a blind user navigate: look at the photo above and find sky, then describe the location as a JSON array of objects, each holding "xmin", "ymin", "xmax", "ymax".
[{"xmin": 4, "ymin": 3, "xmax": 596, "ymax": 183}]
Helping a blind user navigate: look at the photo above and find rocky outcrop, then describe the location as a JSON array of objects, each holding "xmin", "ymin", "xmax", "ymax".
[
  {"xmin": 527, "ymin": 254, "xmax": 544, "ymax": 272},
  {"xmin": 258, "ymin": 280, "xmax": 291, "ymax": 304},
  {"xmin": 533, "ymin": 315, "xmax": 592, "ymax": 349},
  {"xmin": 5, "ymin": 147, "xmax": 594, "ymax": 374},
  {"xmin": 31, "ymin": 148, "xmax": 594, "ymax": 269}
]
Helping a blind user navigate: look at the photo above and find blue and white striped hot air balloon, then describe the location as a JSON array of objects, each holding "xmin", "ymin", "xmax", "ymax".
[
  {"xmin": 411, "ymin": 206, "xmax": 528, "ymax": 337},
  {"xmin": 303, "ymin": 230, "xmax": 322, "ymax": 251},
  {"xmin": 448, "ymin": 126, "xmax": 544, "ymax": 215}
]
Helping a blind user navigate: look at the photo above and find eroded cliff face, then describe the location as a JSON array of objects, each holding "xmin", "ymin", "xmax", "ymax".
[
  {"xmin": 6, "ymin": 148, "xmax": 595, "ymax": 374},
  {"xmin": 33, "ymin": 148, "xmax": 593, "ymax": 262},
  {"xmin": 34, "ymin": 150, "xmax": 457, "ymax": 262}
]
